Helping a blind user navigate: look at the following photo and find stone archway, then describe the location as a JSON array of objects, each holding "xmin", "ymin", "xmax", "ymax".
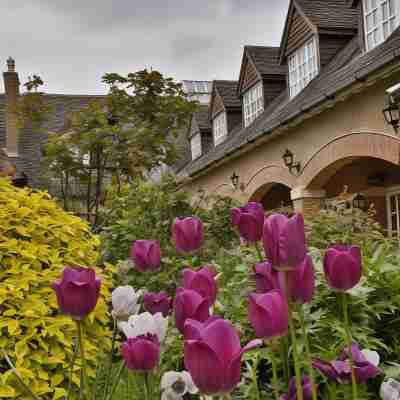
[
  {"xmin": 299, "ymin": 132, "xmax": 400, "ymax": 189},
  {"xmin": 291, "ymin": 132, "xmax": 400, "ymax": 223}
]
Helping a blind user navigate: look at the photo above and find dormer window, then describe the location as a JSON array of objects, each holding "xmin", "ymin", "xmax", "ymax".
[
  {"xmin": 213, "ymin": 112, "xmax": 227, "ymax": 145},
  {"xmin": 243, "ymin": 82, "xmax": 264, "ymax": 127},
  {"xmin": 190, "ymin": 133, "xmax": 202, "ymax": 160},
  {"xmin": 363, "ymin": 0, "xmax": 399, "ymax": 51},
  {"xmin": 288, "ymin": 38, "xmax": 318, "ymax": 98}
]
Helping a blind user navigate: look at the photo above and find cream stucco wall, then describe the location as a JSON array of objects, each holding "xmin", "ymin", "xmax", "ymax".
[{"xmin": 181, "ymin": 72, "xmax": 400, "ymax": 208}]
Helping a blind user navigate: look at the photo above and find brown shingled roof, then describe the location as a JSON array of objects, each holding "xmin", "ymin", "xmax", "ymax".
[
  {"xmin": 245, "ymin": 46, "xmax": 287, "ymax": 77},
  {"xmin": 213, "ymin": 80, "xmax": 241, "ymax": 109},
  {"xmin": 295, "ymin": 0, "xmax": 359, "ymax": 31},
  {"xmin": 182, "ymin": 28, "xmax": 400, "ymax": 177}
]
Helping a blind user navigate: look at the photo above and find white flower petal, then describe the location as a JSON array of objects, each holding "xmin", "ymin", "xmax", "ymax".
[
  {"xmin": 362, "ymin": 349, "xmax": 380, "ymax": 367},
  {"xmin": 161, "ymin": 371, "xmax": 182, "ymax": 390},
  {"xmin": 380, "ymin": 379, "xmax": 400, "ymax": 400},
  {"xmin": 111, "ymin": 286, "xmax": 142, "ymax": 319},
  {"xmin": 181, "ymin": 371, "xmax": 198, "ymax": 394},
  {"xmin": 153, "ymin": 312, "xmax": 168, "ymax": 342}
]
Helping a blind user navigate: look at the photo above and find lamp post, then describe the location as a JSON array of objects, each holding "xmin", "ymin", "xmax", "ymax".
[{"xmin": 282, "ymin": 149, "xmax": 301, "ymax": 175}]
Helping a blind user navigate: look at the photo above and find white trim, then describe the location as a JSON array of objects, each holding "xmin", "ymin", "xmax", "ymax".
[
  {"xmin": 363, "ymin": 0, "xmax": 400, "ymax": 51},
  {"xmin": 290, "ymin": 187, "xmax": 326, "ymax": 201},
  {"xmin": 288, "ymin": 37, "xmax": 319, "ymax": 98},
  {"xmin": 385, "ymin": 186, "xmax": 400, "ymax": 240},
  {"xmin": 213, "ymin": 112, "xmax": 227, "ymax": 145},
  {"xmin": 243, "ymin": 82, "xmax": 264, "ymax": 127}
]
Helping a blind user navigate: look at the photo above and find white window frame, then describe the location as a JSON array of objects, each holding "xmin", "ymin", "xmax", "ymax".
[
  {"xmin": 190, "ymin": 133, "xmax": 202, "ymax": 160},
  {"xmin": 213, "ymin": 112, "xmax": 227, "ymax": 145},
  {"xmin": 386, "ymin": 186, "xmax": 400, "ymax": 240},
  {"xmin": 363, "ymin": 0, "xmax": 400, "ymax": 51},
  {"xmin": 243, "ymin": 81, "xmax": 264, "ymax": 127},
  {"xmin": 288, "ymin": 37, "xmax": 319, "ymax": 99}
]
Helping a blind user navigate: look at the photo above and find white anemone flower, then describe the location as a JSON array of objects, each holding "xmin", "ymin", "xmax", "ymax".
[
  {"xmin": 111, "ymin": 286, "xmax": 142, "ymax": 320},
  {"xmin": 161, "ymin": 371, "xmax": 198, "ymax": 400},
  {"xmin": 119, "ymin": 311, "xmax": 168, "ymax": 342},
  {"xmin": 380, "ymin": 378, "xmax": 400, "ymax": 400}
]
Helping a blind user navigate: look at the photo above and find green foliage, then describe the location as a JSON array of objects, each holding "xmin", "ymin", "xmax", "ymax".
[
  {"xmin": 41, "ymin": 69, "xmax": 196, "ymax": 224},
  {"xmin": 0, "ymin": 179, "xmax": 114, "ymax": 399}
]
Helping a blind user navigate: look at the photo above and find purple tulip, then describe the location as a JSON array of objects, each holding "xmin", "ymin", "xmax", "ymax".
[
  {"xmin": 172, "ymin": 217, "xmax": 204, "ymax": 253},
  {"xmin": 323, "ymin": 245, "xmax": 362, "ymax": 291},
  {"xmin": 183, "ymin": 316, "xmax": 222, "ymax": 339},
  {"xmin": 263, "ymin": 213, "xmax": 307, "ymax": 269},
  {"xmin": 184, "ymin": 318, "xmax": 262, "ymax": 395},
  {"xmin": 313, "ymin": 343, "xmax": 381, "ymax": 384},
  {"xmin": 121, "ymin": 334, "xmax": 160, "ymax": 371},
  {"xmin": 248, "ymin": 290, "xmax": 289, "ymax": 339},
  {"xmin": 143, "ymin": 291, "xmax": 172, "ymax": 317},
  {"xmin": 254, "ymin": 261, "xmax": 280, "ymax": 293},
  {"xmin": 231, "ymin": 202, "xmax": 265, "ymax": 243},
  {"xmin": 278, "ymin": 255, "xmax": 315, "ymax": 304},
  {"xmin": 130, "ymin": 240, "xmax": 161, "ymax": 272},
  {"xmin": 174, "ymin": 288, "xmax": 210, "ymax": 334},
  {"xmin": 183, "ymin": 266, "xmax": 218, "ymax": 306},
  {"xmin": 280, "ymin": 376, "xmax": 314, "ymax": 400},
  {"xmin": 52, "ymin": 267, "xmax": 101, "ymax": 320}
]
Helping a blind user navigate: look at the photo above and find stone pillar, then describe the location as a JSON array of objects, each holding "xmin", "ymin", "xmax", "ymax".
[
  {"xmin": 290, "ymin": 187, "xmax": 326, "ymax": 217},
  {"xmin": 3, "ymin": 57, "xmax": 20, "ymax": 157}
]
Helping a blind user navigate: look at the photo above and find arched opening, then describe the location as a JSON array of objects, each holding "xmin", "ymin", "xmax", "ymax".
[
  {"xmin": 250, "ymin": 182, "xmax": 292, "ymax": 211},
  {"xmin": 308, "ymin": 156, "xmax": 400, "ymax": 233}
]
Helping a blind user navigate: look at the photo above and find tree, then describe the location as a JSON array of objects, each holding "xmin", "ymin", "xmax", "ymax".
[{"xmin": 41, "ymin": 69, "xmax": 197, "ymax": 225}]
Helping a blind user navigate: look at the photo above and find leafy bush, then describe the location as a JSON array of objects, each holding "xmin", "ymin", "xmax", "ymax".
[{"xmin": 0, "ymin": 179, "xmax": 114, "ymax": 399}]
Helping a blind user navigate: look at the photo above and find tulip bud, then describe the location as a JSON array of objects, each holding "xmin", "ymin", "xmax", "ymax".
[
  {"xmin": 253, "ymin": 261, "xmax": 279, "ymax": 293},
  {"xmin": 231, "ymin": 202, "xmax": 265, "ymax": 243},
  {"xmin": 121, "ymin": 334, "xmax": 160, "ymax": 371},
  {"xmin": 263, "ymin": 213, "xmax": 307, "ymax": 269},
  {"xmin": 111, "ymin": 286, "xmax": 142, "ymax": 320},
  {"xmin": 174, "ymin": 289, "xmax": 210, "ymax": 334},
  {"xmin": 278, "ymin": 255, "xmax": 315, "ymax": 304},
  {"xmin": 183, "ymin": 266, "xmax": 218, "ymax": 307},
  {"xmin": 172, "ymin": 217, "xmax": 204, "ymax": 254},
  {"xmin": 248, "ymin": 290, "xmax": 288, "ymax": 339},
  {"xmin": 143, "ymin": 291, "xmax": 172, "ymax": 317},
  {"xmin": 184, "ymin": 318, "xmax": 261, "ymax": 395},
  {"xmin": 131, "ymin": 240, "xmax": 161, "ymax": 272},
  {"xmin": 323, "ymin": 245, "xmax": 362, "ymax": 291},
  {"xmin": 52, "ymin": 267, "xmax": 101, "ymax": 320}
]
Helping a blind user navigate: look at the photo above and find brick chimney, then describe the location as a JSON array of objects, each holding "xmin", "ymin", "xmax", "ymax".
[{"xmin": 3, "ymin": 57, "xmax": 20, "ymax": 157}]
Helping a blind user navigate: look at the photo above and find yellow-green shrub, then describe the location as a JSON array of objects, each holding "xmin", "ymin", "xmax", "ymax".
[{"xmin": 0, "ymin": 179, "xmax": 114, "ymax": 399}]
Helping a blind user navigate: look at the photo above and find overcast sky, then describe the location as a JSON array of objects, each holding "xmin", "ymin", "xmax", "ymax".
[{"xmin": 0, "ymin": 1, "xmax": 289, "ymax": 95}]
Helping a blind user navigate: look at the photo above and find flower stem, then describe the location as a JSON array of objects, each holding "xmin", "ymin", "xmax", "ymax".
[
  {"xmin": 144, "ymin": 373, "xmax": 150, "ymax": 400},
  {"xmin": 102, "ymin": 318, "xmax": 118, "ymax": 400},
  {"xmin": 285, "ymin": 271, "xmax": 303, "ymax": 400},
  {"xmin": 328, "ymin": 382, "xmax": 337, "ymax": 400},
  {"xmin": 269, "ymin": 347, "xmax": 281, "ymax": 400},
  {"xmin": 76, "ymin": 320, "xmax": 89, "ymax": 400},
  {"xmin": 341, "ymin": 293, "xmax": 358, "ymax": 400},
  {"xmin": 298, "ymin": 306, "xmax": 318, "ymax": 400},
  {"xmin": 255, "ymin": 242, "xmax": 264, "ymax": 262},
  {"xmin": 280, "ymin": 336, "xmax": 290, "ymax": 383},
  {"xmin": 106, "ymin": 361, "xmax": 125, "ymax": 400}
]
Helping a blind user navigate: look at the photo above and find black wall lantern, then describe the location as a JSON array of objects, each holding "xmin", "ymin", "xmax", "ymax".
[
  {"xmin": 383, "ymin": 83, "xmax": 400, "ymax": 134},
  {"xmin": 383, "ymin": 102, "xmax": 400, "ymax": 134},
  {"xmin": 230, "ymin": 172, "xmax": 240, "ymax": 190},
  {"xmin": 282, "ymin": 149, "xmax": 301, "ymax": 175}
]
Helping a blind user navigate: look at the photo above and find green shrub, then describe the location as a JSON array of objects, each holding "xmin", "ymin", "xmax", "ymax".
[{"xmin": 0, "ymin": 179, "xmax": 114, "ymax": 399}]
